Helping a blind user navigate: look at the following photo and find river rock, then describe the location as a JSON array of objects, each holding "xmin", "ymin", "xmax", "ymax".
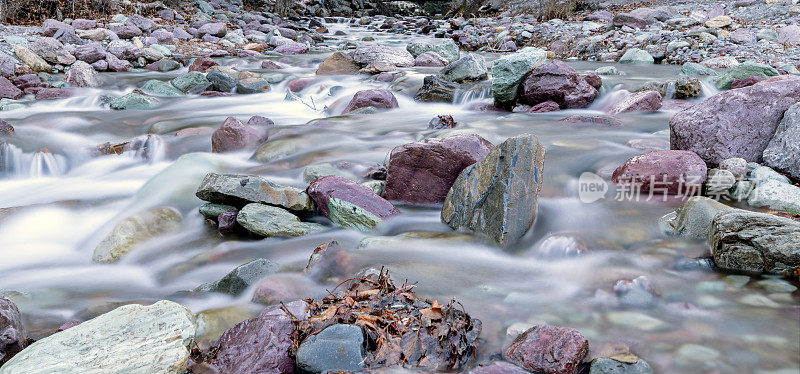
[
  {"xmin": 0, "ymin": 77, "xmax": 23, "ymax": 100},
  {"xmin": 415, "ymin": 75, "xmax": 458, "ymax": 102},
  {"xmin": 237, "ymin": 203, "xmax": 322, "ymax": 237},
  {"xmin": 670, "ymin": 76, "xmax": 800, "ymax": 164},
  {"xmin": 762, "ymin": 102, "xmax": 800, "ymax": 179},
  {"xmin": 342, "ymin": 89, "xmax": 398, "ymax": 114},
  {"xmin": 442, "ymin": 134, "xmax": 545, "ymax": 247},
  {"xmin": 74, "ymin": 43, "xmax": 106, "ymax": 63},
  {"xmin": 196, "ymin": 258, "xmax": 278, "ymax": 296},
  {"xmin": 196, "ymin": 173, "xmax": 313, "ymax": 212},
  {"xmin": 188, "ymin": 57, "xmax": 217, "ymax": 72},
  {"xmin": 613, "ymin": 13, "xmax": 647, "ymax": 28},
  {"xmin": 199, "ymin": 203, "xmax": 237, "ymax": 219},
  {"xmin": 171, "ymin": 71, "xmax": 212, "ymax": 93},
  {"xmin": 705, "ymin": 15, "xmax": 732, "ymax": 28},
  {"xmin": 296, "ymin": 324, "xmax": 366, "ymax": 373},
  {"xmin": 107, "ymin": 40, "xmax": 141, "ymax": 60},
  {"xmin": 504, "ymin": 325, "xmax": 589, "ymax": 374},
  {"xmin": 0, "ymin": 296, "xmax": 26, "ymax": 366},
  {"xmin": 30, "ymin": 37, "xmax": 76, "ymax": 65},
  {"xmin": 199, "ymin": 22, "xmax": 227, "ymax": 37},
  {"xmin": 206, "ymin": 71, "xmax": 237, "ymax": 92},
  {"xmin": 637, "ymin": 77, "xmax": 701, "ymax": 99},
  {"xmin": 316, "ymin": 51, "xmax": 359, "ymax": 75},
  {"xmin": 681, "ymin": 62, "xmax": 717, "ymax": 76},
  {"xmin": 714, "ymin": 62, "xmax": 779, "ymax": 90},
  {"xmin": 211, "ymin": 300, "xmax": 308, "ymax": 373},
  {"xmin": 140, "ymin": 79, "xmax": 182, "ymax": 97},
  {"xmin": 520, "ymin": 60, "xmax": 601, "ymax": 109},
  {"xmin": 64, "ymin": 61, "xmax": 100, "ymax": 87},
  {"xmin": 307, "ymin": 175, "xmax": 400, "ymax": 231},
  {"xmin": 414, "ymin": 51, "xmax": 448, "ymax": 67},
  {"xmin": 383, "ymin": 134, "xmax": 493, "ymax": 204},
  {"xmin": 441, "ymin": 53, "xmax": 488, "ymax": 83},
  {"xmin": 606, "ymin": 90, "xmax": 662, "ymax": 114},
  {"xmin": 590, "ymin": 357, "xmax": 654, "ymax": 374},
  {"xmin": 92, "ymin": 207, "xmax": 182, "ymax": 263},
  {"xmin": 194, "ymin": 306, "xmax": 255, "ymax": 350},
  {"xmin": 41, "ymin": 19, "xmax": 71, "ymax": 37},
  {"xmin": 619, "ymin": 48, "xmax": 654, "ymax": 64},
  {"xmin": 211, "ymin": 117, "xmax": 267, "ymax": 153},
  {"xmin": 105, "ymin": 53, "xmax": 131, "ymax": 72},
  {"xmin": 748, "ymin": 179, "xmax": 800, "ymax": 212},
  {"xmin": 470, "ymin": 361, "xmax": 529, "ymax": 373},
  {"xmin": 611, "ymin": 150, "xmax": 707, "ymax": 196},
  {"xmin": 352, "ymin": 44, "xmax": 414, "ymax": 67},
  {"xmin": 303, "ymin": 163, "xmax": 358, "ymax": 183},
  {"xmin": 109, "ymin": 92, "xmax": 161, "ymax": 110},
  {"xmin": 709, "ymin": 210, "xmax": 800, "ymax": 275},
  {"xmin": 407, "ymin": 38, "xmax": 460, "ymax": 63},
  {"xmin": 491, "ymin": 47, "xmax": 548, "ymax": 108},
  {"xmin": 13, "ymin": 46, "xmax": 52, "ymax": 73},
  {"xmin": 0, "ymin": 301, "xmax": 196, "ymax": 373}
]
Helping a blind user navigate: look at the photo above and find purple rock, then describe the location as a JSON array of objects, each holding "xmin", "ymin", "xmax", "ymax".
[
  {"xmin": 778, "ymin": 24, "xmax": 800, "ymax": 45},
  {"xmin": 189, "ymin": 57, "xmax": 218, "ymax": 72},
  {"xmin": 105, "ymin": 53, "xmax": 131, "ymax": 72},
  {"xmin": 12, "ymin": 74, "xmax": 43, "ymax": 90},
  {"xmin": 0, "ymin": 77, "xmax": 23, "ymax": 99},
  {"xmin": 383, "ymin": 134, "xmax": 493, "ymax": 204},
  {"xmin": 307, "ymin": 175, "xmax": 400, "ymax": 220},
  {"xmin": 606, "ymin": 90, "xmax": 662, "ymax": 114},
  {"xmin": 729, "ymin": 76, "xmax": 764, "ymax": 89},
  {"xmin": 342, "ymin": 89, "xmax": 398, "ymax": 114},
  {"xmin": 527, "ymin": 101, "xmax": 561, "ymax": 113},
  {"xmin": 107, "ymin": 40, "xmax": 140, "ymax": 60},
  {"xmin": 274, "ymin": 41, "xmax": 308, "ymax": 55},
  {"xmin": 247, "ymin": 116, "xmax": 274, "ymax": 127},
  {"xmin": 504, "ymin": 325, "xmax": 589, "ymax": 374},
  {"xmin": 42, "ymin": 19, "xmax": 71, "ymax": 37},
  {"xmin": 91, "ymin": 59, "xmax": 108, "ymax": 71},
  {"xmin": 414, "ymin": 51, "xmax": 448, "ymax": 67},
  {"xmin": 520, "ymin": 60, "xmax": 600, "ymax": 109},
  {"xmin": 71, "ymin": 19, "xmax": 97, "ymax": 30},
  {"xmin": 35, "ymin": 88, "xmax": 73, "ymax": 100},
  {"xmin": 217, "ymin": 210, "xmax": 239, "ymax": 235},
  {"xmin": 211, "ymin": 117, "xmax": 267, "ymax": 153},
  {"xmin": 611, "ymin": 150, "xmax": 707, "ymax": 195},
  {"xmin": 111, "ymin": 25, "xmax": 143, "ymax": 39},
  {"xmin": 198, "ymin": 22, "xmax": 227, "ymax": 37},
  {"xmin": 613, "ymin": 13, "xmax": 648, "ymax": 29},
  {"xmin": 74, "ymin": 43, "xmax": 106, "ymax": 63}
]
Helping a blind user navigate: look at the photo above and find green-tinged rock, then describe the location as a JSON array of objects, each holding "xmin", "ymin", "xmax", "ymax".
[
  {"xmin": 747, "ymin": 179, "xmax": 800, "ymax": 212},
  {"xmin": 362, "ymin": 180, "xmax": 385, "ymax": 196},
  {"xmin": 754, "ymin": 278, "xmax": 797, "ymax": 293},
  {"xmin": 196, "ymin": 258, "xmax": 278, "ymax": 296},
  {"xmin": 92, "ymin": 207, "xmax": 182, "ymax": 263},
  {"xmin": 110, "ymin": 92, "xmax": 162, "ymax": 110},
  {"xmin": 236, "ymin": 78, "xmax": 271, "ymax": 94},
  {"xmin": 709, "ymin": 210, "xmax": 800, "ymax": 275},
  {"xmin": 296, "ymin": 324, "xmax": 366, "ymax": 373},
  {"xmin": 680, "ymin": 62, "xmax": 718, "ymax": 76},
  {"xmin": 302, "ymin": 163, "xmax": 359, "ymax": 183},
  {"xmin": 619, "ymin": 48, "xmax": 654, "ymax": 64},
  {"xmin": 196, "ymin": 173, "xmax": 313, "ymax": 212},
  {"xmin": 194, "ymin": 306, "xmax": 257, "ymax": 349},
  {"xmin": 327, "ymin": 197, "xmax": 382, "ymax": 231},
  {"xmin": 714, "ymin": 62, "xmax": 779, "ymax": 90},
  {"xmin": 440, "ymin": 53, "xmax": 487, "ymax": 83},
  {"xmin": 406, "ymin": 38, "xmax": 460, "ymax": 63},
  {"xmin": 358, "ymin": 231, "xmax": 474, "ymax": 248},
  {"xmin": 140, "ymin": 79, "xmax": 183, "ymax": 97},
  {"xmin": 441, "ymin": 133, "xmax": 546, "ymax": 247},
  {"xmin": 606, "ymin": 311, "xmax": 669, "ymax": 331},
  {"xmin": 199, "ymin": 203, "xmax": 237, "ymax": 219},
  {"xmin": 236, "ymin": 203, "xmax": 323, "ymax": 237},
  {"xmin": 658, "ymin": 196, "xmax": 733, "ymax": 239},
  {"xmin": 636, "ymin": 77, "xmax": 702, "ymax": 99},
  {"xmin": 170, "ymin": 71, "xmax": 212, "ymax": 93},
  {"xmin": 590, "ymin": 357, "xmax": 654, "ymax": 374},
  {"xmin": 0, "ymin": 300, "xmax": 196, "ymax": 374},
  {"xmin": 491, "ymin": 47, "xmax": 548, "ymax": 107}
]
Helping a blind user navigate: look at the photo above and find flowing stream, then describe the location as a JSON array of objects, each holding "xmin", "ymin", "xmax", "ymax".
[{"xmin": 0, "ymin": 21, "xmax": 797, "ymax": 373}]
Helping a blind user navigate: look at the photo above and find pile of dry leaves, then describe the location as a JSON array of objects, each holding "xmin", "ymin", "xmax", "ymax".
[{"xmin": 286, "ymin": 268, "xmax": 482, "ymax": 371}]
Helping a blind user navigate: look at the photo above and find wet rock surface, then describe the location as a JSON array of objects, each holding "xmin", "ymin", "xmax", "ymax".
[{"xmin": 504, "ymin": 325, "xmax": 589, "ymax": 374}]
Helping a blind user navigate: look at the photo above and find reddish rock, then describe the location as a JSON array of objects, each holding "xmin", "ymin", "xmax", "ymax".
[
  {"xmin": 12, "ymin": 74, "xmax": 43, "ymax": 90},
  {"xmin": 247, "ymin": 116, "xmax": 274, "ymax": 127},
  {"xmin": 520, "ymin": 60, "xmax": 601, "ymax": 109},
  {"xmin": 217, "ymin": 210, "xmax": 239, "ymax": 235},
  {"xmin": 274, "ymin": 42, "xmax": 308, "ymax": 55},
  {"xmin": 729, "ymin": 76, "xmax": 765, "ymax": 89},
  {"xmin": 611, "ymin": 150, "xmax": 707, "ymax": 195},
  {"xmin": 189, "ymin": 57, "xmax": 218, "ymax": 72},
  {"xmin": 307, "ymin": 175, "xmax": 400, "ymax": 220},
  {"xmin": 211, "ymin": 300, "xmax": 308, "ymax": 374},
  {"xmin": 211, "ymin": 117, "xmax": 267, "ymax": 153},
  {"xmin": 504, "ymin": 325, "xmax": 589, "ymax": 374},
  {"xmin": 383, "ymin": 134, "xmax": 493, "ymax": 204},
  {"xmin": 260, "ymin": 60, "xmax": 283, "ymax": 69},
  {"xmin": 0, "ymin": 77, "xmax": 23, "ymax": 99},
  {"xmin": 34, "ymin": 88, "xmax": 73, "ymax": 100},
  {"xmin": 55, "ymin": 321, "xmax": 81, "ymax": 332},
  {"xmin": 342, "ymin": 89, "xmax": 398, "ymax": 114},
  {"xmin": 0, "ymin": 296, "xmax": 27, "ymax": 365},
  {"xmin": 303, "ymin": 240, "xmax": 354, "ymax": 282},
  {"xmin": 613, "ymin": 13, "xmax": 647, "ymax": 28},
  {"xmin": 288, "ymin": 77, "xmax": 314, "ymax": 92},
  {"xmin": 414, "ymin": 51, "xmax": 448, "ymax": 67},
  {"xmin": 470, "ymin": 361, "xmax": 529, "ymax": 374},
  {"xmin": 606, "ymin": 90, "xmax": 662, "ymax": 115},
  {"xmin": 527, "ymin": 101, "xmax": 561, "ymax": 113},
  {"xmin": 671, "ymin": 76, "xmax": 800, "ymax": 164}
]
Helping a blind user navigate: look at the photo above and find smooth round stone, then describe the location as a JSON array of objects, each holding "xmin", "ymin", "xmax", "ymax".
[
  {"xmin": 674, "ymin": 344, "xmax": 720, "ymax": 369},
  {"xmin": 754, "ymin": 278, "xmax": 797, "ymax": 293}
]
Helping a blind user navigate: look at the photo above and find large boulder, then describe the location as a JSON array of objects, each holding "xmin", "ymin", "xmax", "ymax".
[
  {"xmin": 762, "ymin": 102, "xmax": 800, "ymax": 179},
  {"xmin": 670, "ymin": 76, "xmax": 800, "ymax": 164},
  {"xmin": 30, "ymin": 37, "xmax": 76, "ymax": 65},
  {"xmin": 0, "ymin": 301, "xmax": 196, "ymax": 373},
  {"xmin": 440, "ymin": 53, "xmax": 488, "ymax": 83},
  {"xmin": 0, "ymin": 296, "xmax": 27, "ymax": 366},
  {"xmin": 504, "ymin": 325, "xmax": 589, "ymax": 374},
  {"xmin": 196, "ymin": 173, "xmax": 313, "ymax": 212},
  {"xmin": 211, "ymin": 301, "xmax": 308, "ymax": 373},
  {"xmin": 709, "ymin": 210, "xmax": 800, "ymax": 275},
  {"xmin": 441, "ymin": 134, "xmax": 545, "ymax": 247},
  {"xmin": 714, "ymin": 62, "xmax": 779, "ymax": 90},
  {"xmin": 307, "ymin": 175, "xmax": 400, "ymax": 231},
  {"xmin": 92, "ymin": 207, "xmax": 182, "ymax": 263},
  {"xmin": 491, "ymin": 47, "xmax": 548, "ymax": 108},
  {"xmin": 211, "ymin": 117, "xmax": 267, "ymax": 153},
  {"xmin": 236, "ymin": 203, "xmax": 323, "ymax": 237},
  {"xmin": 316, "ymin": 51, "xmax": 359, "ymax": 75},
  {"xmin": 64, "ymin": 61, "xmax": 100, "ymax": 87},
  {"xmin": 407, "ymin": 38, "xmax": 460, "ymax": 63},
  {"xmin": 383, "ymin": 134, "xmax": 493, "ymax": 204},
  {"xmin": 611, "ymin": 150, "xmax": 707, "ymax": 196},
  {"xmin": 352, "ymin": 44, "xmax": 414, "ymax": 67},
  {"xmin": 519, "ymin": 60, "xmax": 601, "ymax": 109},
  {"xmin": 342, "ymin": 89, "xmax": 398, "ymax": 114}
]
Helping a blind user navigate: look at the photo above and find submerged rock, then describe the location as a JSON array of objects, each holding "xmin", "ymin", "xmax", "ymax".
[
  {"xmin": 441, "ymin": 134, "xmax": 545, "ymax": 247},
  {"xmin": 352, "ymin": 44, "xmax": 414, "ymax": 67},
  {"xmin": 109, "ymin": 92, "xmax": 161, "ymax": 110},
  {"xmin": 606, "ymin": 90, "xmax": 662, "ymax": 114},
  {"xmin": 590, "ymin": 357, "xmax": 654, "ymax": 374},
  {"xmin": 470, "ymin": 361, "xmax": 529, "ymax": 373},
  {"xmin": 342, "ymin": 89, "xmax": 398, "ymax": 114},
  {"xmin": 504, "ymin": 325, "xmax": 589, "ymax": 374},
  {"xmin": 709, "ymin": 210, "xmax": 800, "ymax": 275},
  {"xmin": 196, "ymin": 173, "xmax": 313, "ymax": 212},
  {"xmin": 307, "ymin": 175, "xmax": 400, "ymax": 231},
  {"xmin": 0, "ymin": 296, "xmax": 27, "ymax": 366},
  {"xmin": 748, "ymin": 180, "xmax": 800, "ymax": 212},
  {"xmin": 211, "ymin": 117, "xmax": 267, "ymax": 153},
  {"xmin": 383, "ymin": 134, "xmax": 493, "ymax": 204},
  {"xmin": 296, "ymin": 324, "xmax": 366, "ymax": 373},
  {"xmin": 196, "ymin": 258, "xmax": 278, "ymax": 296},
  {"xmin": 1, "ymin": 301, "xmax": 196, "ymax": 373},
  {"xmin": 92, "ymin": 207, "xmax": 182, "ymax": 263},
  {"xmin": 236, "ymin": 203, "xmax": 323, "ymax": 237}
]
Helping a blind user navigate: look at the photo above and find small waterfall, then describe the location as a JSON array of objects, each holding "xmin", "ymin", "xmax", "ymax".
[
  {"xmin": 128, "ymin": 135, "xmax": 166, "ymax": 162},
  {"xmin": 0, "ymin": 141, "xmax": 24, "ymax": 177},
  {"xmin": 0, "ymin": 142, "xmax": 68, "ymax": 179},
  {"xmin": 29, "ymin": 149, "xmax": 67, "ymax": 178},
  {"xmin": 698, "ymin": 79, "xmax": 719, "ymax": 99},
  {"xmin": 663, "ymin": 80, "xmax": 677, "ymax": 100},
  {"xmin": 453, "ymin": 84, "xmax": 492, "ymax": 105},
  {"xmin": 590, "ymin": 84, "xmax": 629, "ymax": 111}
]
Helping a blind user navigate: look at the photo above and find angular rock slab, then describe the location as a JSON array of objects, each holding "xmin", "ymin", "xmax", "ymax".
[
  {"xmin": 0, "ymin": 301, "xmax": 196, "ymax": 374},
  {"xmin": 196, "ymin": 258, "xmax": 279, "ymax": 296},
  {"xmin": 92, "ymin": 206, "xmax": 182, "ymax": 263},
  {"xmin": 442, "ymin": 134, "xmax": 545, "ymax": 247},
  {"xmin": 307, "ymin": 175, "xmax": 400, "ymax": 231},
  {"xmin": 236, "ymin": 203, "xmax": 323, "ymax": 237},
  {"xmin": 670, "ymin": 76, "xmax": 800, "ymax": 164},
  {"xmin": 763, "ymin": 102, "xmax": 800, "ymax": 180},
  {"xmin": 383, "ymin": 134, "xmax": 493, "ymax": 204},
  {"xmin": 196, "ymin": 173, "xmax": 313, "ymax": 212},
  {"xmin": 709, "ymin": 210, "xmax": 800, "ymax": 275},
  {"xmin": 504, "ymin": 325, "xmax": 589, "ymax": 374}
]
